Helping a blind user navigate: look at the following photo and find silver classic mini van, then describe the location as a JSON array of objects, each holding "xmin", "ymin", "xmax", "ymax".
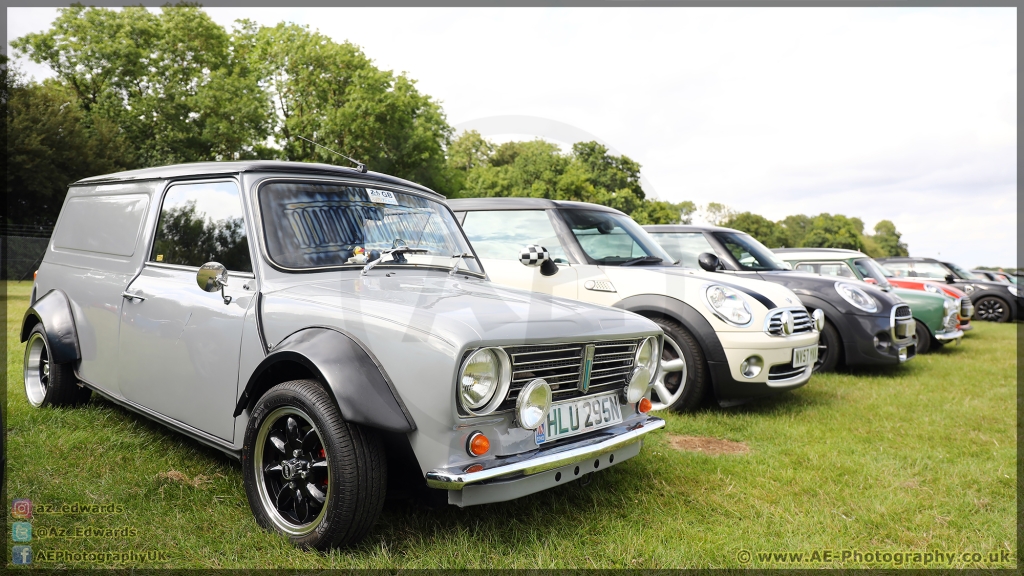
[{"xmin": 21, "ymin": 161, "xmax": 665, "ymax": 550}]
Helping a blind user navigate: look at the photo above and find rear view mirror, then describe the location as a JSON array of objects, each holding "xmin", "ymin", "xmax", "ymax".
[
  {"xmin": 519, "ymin": 245, "xmax": 559, "ymax": 277},
  {"xmin": 698, "ymin": 252, "xmax": 721, "ymax": 272},
  {"xmin": 197, "ymin": 262, "xmax": 232, "ymax": 304}
]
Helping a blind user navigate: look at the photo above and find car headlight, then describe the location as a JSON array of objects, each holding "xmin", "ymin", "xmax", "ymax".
[
  {"xmin": 516, "ymin": 378, "xmax": 552, "ymax": 429},
  {"xmin": 834, "ymin": 282, "xmax": 879, "ymax": 313},
  {"xmin": 704, "ymin": 285, "xmax": 753, "ymax": 326},
  {"xmin": 1009, "ymin": 285, "xmax": 1018, "ymax": 297},
  {"xmin": 942, "ymin": 298, "xmax": 954, "ymax": 314},
  {"xmin": 924, "ymin": 284, "xmax": 940, "ymax": 294},
  {"xmin": 459, "ymin": 347, "xmax": 511, "ymax": 415},
  {"xmin": 634, "ymin": 337, "xmax": 659, "ymax": 382},
  {"xmin": 625, "ymin": 367, "xmax": 652, "ymax": 404}
]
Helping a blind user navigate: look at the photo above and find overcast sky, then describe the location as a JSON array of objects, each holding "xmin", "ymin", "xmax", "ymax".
[{"xmin": 7, "ymin": 7, "xmax": 1017, "ymax": 267}]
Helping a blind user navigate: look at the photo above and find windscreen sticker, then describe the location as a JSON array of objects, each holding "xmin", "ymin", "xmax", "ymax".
[{"xmin": 366, "ymin": 188, "xmax": 398, "ymax": 205}]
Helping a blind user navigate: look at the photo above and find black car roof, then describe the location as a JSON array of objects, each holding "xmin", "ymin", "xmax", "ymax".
[
  {"xmin": 446, "ymin": 197, "xmax": 623, "ymax": 214},
  {"xmin": 72, "ymin": 160, "xmax": 441, "ymax": 198},
  {"xmin": 641, "ymin": 224, "xmax": 744, "ymax": 234},
  {"xmin": 875, "ymin": 256, "xmax": 938, "ymax": 263}
]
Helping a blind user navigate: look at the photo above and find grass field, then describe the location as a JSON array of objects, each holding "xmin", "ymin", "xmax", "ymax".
[{"xmin": 4, "ymin": 280, "xmax": 1017, "ymax": 568}]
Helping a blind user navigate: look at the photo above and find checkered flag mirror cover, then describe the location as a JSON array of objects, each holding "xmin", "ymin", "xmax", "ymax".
[{"xmin": 520, "ymin": 245, "xmax": 550, "ymax": 267}]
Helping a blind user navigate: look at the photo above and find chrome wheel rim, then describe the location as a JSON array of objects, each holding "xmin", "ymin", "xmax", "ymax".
[
  {"xmin": 650, "ymin": 334, "xmax": 687, "ymax": 411},
  {"xmin": 253, "ymin": 407, "xmax": 331, "ymax": 536},
  {"xmin": 975, "ymin": 298, "xmax": 1005, "ymax": 321},
  {"xmin": 24, "ymin": 333, "xmax": 49, "ymax": 407}
]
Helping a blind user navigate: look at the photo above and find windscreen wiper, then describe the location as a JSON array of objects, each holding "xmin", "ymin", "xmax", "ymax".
[
  {"xmin": 619, "ymin": 256, "xmax": 664, "ymax": 267},
  {"xmin": 362, "ymin": 239, "xmax": 428, "ymax": 275},
  {"xmin": 449, "ymin": 253, "xmax": 477, "ymax": 276}
]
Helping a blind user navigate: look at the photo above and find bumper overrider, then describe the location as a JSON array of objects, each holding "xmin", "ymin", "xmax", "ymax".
[
  {"xmin": 934, "ymin": 309, "xmax": 964, "ymax": 343},
  {"xmin": 426, "ymin": 416, "xmax": 665, "ymax": 505}
]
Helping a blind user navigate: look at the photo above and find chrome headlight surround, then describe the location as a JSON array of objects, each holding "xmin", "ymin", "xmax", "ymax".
[
  {"xmin": 702, "ymin": 284, "xmax": 753, "ymax": 326},
  {"xmin": 458, "ymin": 347, "xmax": 512, "ymax": 416},
  {"xmin": 942, "ymin": 297, "xmax": 954, "ymax": 315},
  {"xmin": 634, "ymin": 336, "xmax": 659, "ymax": 384},
  {"xmin": 834, "ymin": 281, "xmax": 879, "ymax": 313},
  {"xmin": 1008, "ymin": 285, "xmax": 1018, "ymax": 297},
  {"xmin": 515, "ymin": 378, "xmax": 552, "ymax": 429}
]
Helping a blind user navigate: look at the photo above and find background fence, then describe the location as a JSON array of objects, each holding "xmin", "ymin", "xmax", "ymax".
[{"xmin": 2, "ymin": 225, "xmax": 53, "ymax": 281}]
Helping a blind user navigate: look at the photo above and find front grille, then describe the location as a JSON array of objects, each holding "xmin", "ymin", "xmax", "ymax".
[
  {"xmin": 768, "ymin": 362, "xmax": 807, "ymax": 381},
  {"xmin": 960, "ymin": 296, "xmax": 974, "ymax": 318},
  {"xmin": 891, "ymin": 304, "xmax": 915, "ymax": 341},
  {"xmin": 765, "ymin": 307, "xmax": 814, "ymax": 336},
  {"xmin": 894, "ymin": 305, "xmax": 912, "ymax": 321},
  {"xmin": 496, "ymin": 339, "xmax": 640, "ymax": 412},
  {"xmin": 943, "ymin": 312, "xmax": 959, "ymax": 332}
]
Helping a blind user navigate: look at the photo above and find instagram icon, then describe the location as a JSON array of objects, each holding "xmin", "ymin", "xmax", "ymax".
[{"xmin": 12, "ymin": 498, "xmax": 32, "ymax": 519}]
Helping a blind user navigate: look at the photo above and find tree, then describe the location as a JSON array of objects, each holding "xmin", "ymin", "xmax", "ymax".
[
  {"xmin": 778, "ymin": 214, "xmax": 813, "ymax": 248},
  {"xmin": 448, "ymin": 133, "xmax": 694, "ymax": 224},
  {"xmin": 6, "ymin": 73, "xmax": 133, "ymax": 226},
  {"xmin": 701, "ymin": 202, "xmax": 736, "ymax": 226},
  {"xmin": 869, "ymin": 219, "xmax": 909, "ymax": 257},
  {"xmin": 241, "ymin": 21, "xmax": 454, "ymax": 194},
  {"xmin": 800, "ymin": 213, "xmax": 865, "ymax": 251},
  {"xmin": 13, "ymin": 5, "xmax": 271, "ymax": 166},
  {"xmin": 723, "ymin": 212, "xmax": 787, "ymax": 247}
]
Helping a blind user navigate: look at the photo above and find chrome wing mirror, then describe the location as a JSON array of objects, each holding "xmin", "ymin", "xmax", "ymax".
[
  {"xmin": 197, "ymin": 262, "xmax": 232, "ymax": 305},
  {"xmin": 519, "ymin": 245, "xmax": 558, "ymax": 277}
]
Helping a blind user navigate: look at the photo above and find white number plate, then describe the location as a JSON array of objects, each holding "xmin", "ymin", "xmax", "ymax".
[
  {"xmin": 366, "ymin": 188, "xmax": 398, "ymax": 205},
  {"xmin": 535, "ymin": 393, "xmax": 623, "ymax": 444},
  {"xmin": 792, "ymin": 344, "xmax": 818, "ymax": 368}
]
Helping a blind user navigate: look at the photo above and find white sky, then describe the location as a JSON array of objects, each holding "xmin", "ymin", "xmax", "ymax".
[{"xmin": 7, "ymin": 7, "xmax": 1017, "ymax": 267}]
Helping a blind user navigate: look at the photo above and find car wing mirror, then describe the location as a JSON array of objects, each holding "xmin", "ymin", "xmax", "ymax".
[
  {"xmin": 197, "ymin": 262, "xmax": 232, "ymax": 305},
  {"xmin": 697, "ymin": 252, "xmax": 721, "ymax": 272},
  {"xmin": 519, "ymin": 245, "xmax": 558, "ymax": 277},
  {"xmin": 944, "ymin": 274, "xmax": 956, "ymax": 284}
]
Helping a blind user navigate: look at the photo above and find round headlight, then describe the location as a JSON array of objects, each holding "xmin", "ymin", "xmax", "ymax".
[
  {"xmin": 625, "ymin": 366, "xmax": 652, "ymax": 404},
  {"xmin": 459, "ymin": 347, "xmax": 511, "ymax": 414},
  {"xmin": 516, "ymin": 378, "xmax": 552, "ymax": 429},
  {"xmin": 704, "ymin": 285, "xmax": 753, "ymax": 325},
  {"xmin": 924, "ymin": 283, "xmax": 940, "ymax": 294},
  {"xmin": 1008, "ymin": 285, "xmax": 1018, "ymax": 297},
  {"xmin": 834, "ymin": 282, "xmax": 879, "ymax": 313},
  {"xmin": 634, "ymin": 337, "xmax": 658, "ymax": 381},
  {"xmin": 812, "ymin": 308, "xmax": 826, "ymax": 331}
]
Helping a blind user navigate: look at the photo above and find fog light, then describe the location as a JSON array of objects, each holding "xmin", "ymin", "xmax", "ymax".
[
  {"xmin": 637, "ymin": 397, "xmax": 652, "ymax": 414},
  {"xmin": 812, "ymin": 309, "xmax": 825, "ymax": 331},
  {"xmin": 467, "ymin": 432, "xmax": 490, "ymax": 456},
  {"xmin": 516, "ymin": 379, "xmax": 552, "ymax": 430},
  {"xmin": 624, "ymin": 367, "xmax": 652, "ymax": 404},
  {"xmin": 740, "ymin": 356, "xmax": 763, "ymax": 379}
]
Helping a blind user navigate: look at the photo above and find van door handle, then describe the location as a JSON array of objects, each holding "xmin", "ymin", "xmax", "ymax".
[{"xmin": 121, "ymin": 291, "xmax": 146, "ymax": 302}]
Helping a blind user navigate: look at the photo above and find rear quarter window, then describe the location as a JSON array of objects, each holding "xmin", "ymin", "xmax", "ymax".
[{"xmin": 52, "ymin": 194, "xmax": 150, "ymax": 257}]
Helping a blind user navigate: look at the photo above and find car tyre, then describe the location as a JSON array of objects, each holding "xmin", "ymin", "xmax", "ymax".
[
  {"xmin": 911, "ymin": 320, "xmax": 932, "ymax": 354},
  {"xmin": 649, "ymin": 317, "xmax": 706, "ymax": 412},
  {"xmin": 813, "ymin": 317, "xmax": 841, "ymax": 373},
  {"xmin": 242, "ymin": 379, "xmax": 386, "ymax": 550},
  {"xmin": 23, "ymin": 325, "xmax": 90, "ymax": 408},
  {"xmin": 973, "ymin": 295, "xmax": 1011, "ymax": 322}
]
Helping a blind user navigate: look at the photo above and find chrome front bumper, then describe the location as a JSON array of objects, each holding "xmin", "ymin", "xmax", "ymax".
[
  {"xmin": 934, "ymin": 329, "xmax": 964, "ymax": 342},
  {"xmin": 425, "ymin": 416, "xmax": 665, "ymax": 490}
]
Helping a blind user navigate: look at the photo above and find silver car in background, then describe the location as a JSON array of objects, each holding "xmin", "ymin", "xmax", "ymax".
[{"xmin": 21, "ymin": 161, "xmax": 665, "ymax": 550}]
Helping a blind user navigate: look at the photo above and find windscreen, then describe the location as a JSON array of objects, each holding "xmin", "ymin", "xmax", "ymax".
[
  {"xmin": 945, "ymin": 262, "xmax": 982, "ymax": 280},
  {"xmin": 259, "ymin": 182, "xmax": 481, "ymax": 273},
  {"xmin": 712, "ymin": 232, "xmax": 788, "ymax": 271},
  {"xmin": 559, "ymin": 209, "xmax": 674, "ymax": 265},
  {"xmin": 853, "ymin": 258, "xmax": 894, "ymax": 288}
]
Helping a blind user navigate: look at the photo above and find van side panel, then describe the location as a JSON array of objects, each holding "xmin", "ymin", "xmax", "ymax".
[{"xmin": 36, "ymin": 181, "xmax": 164, "ymax": 394}]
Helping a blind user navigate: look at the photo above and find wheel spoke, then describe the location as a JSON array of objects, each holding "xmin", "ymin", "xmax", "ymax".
[
  {"xmin": 652, "ymin": 382, "xmax": 672, "ymax": 404},
  {"xmin": 264, "ymin": 463, "xmax": 282, "ymax": 475},
  {"xmin": 293, "ymin": 488, "xmax": 308, "ymax": 523},
  {"xmin": 311, "ymin": 460, "xmax": 328, "ymax": 468},
  {"xmin": 286, "ymin": 417, "xmax": 301, "ymax": 447},
  {"xmin": 304, "ymin": 482, "xmax": 326, "ymax": 504},
  {"xmin": 301, "ymin": 429, "xmax": 319, "ymax": 454},
  {"xmin": 661, "ymin": 358, "xmax": 685, "ymax": 373},
  {"xmin": 268, "ymin": 434, "xmax": 287, "ymax": 454},
  {"xmin": 275, "ymin": 483, "xmax": 293, "ymax": 511}
]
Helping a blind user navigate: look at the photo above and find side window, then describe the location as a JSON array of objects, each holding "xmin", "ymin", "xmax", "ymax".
[
  {"xmin": 884, "ymin": 262, "xmax": 911, "ymax": 278},
  {"xmin": 795, "ymin": 263, "xmax": 817, "ymax": 273},
  {"xmin": 647, "ymin": 232, "xmax": 715, "ymax": 268},
  {"xmin": 151, "ymin": 181, "xmax": 252, "ymax": 272},
  {"xmin": 818, "ymin": 262, "xmax": 856, "ymax": 278},
  {"xmin": 461, "ymin": 210, "xmax": 569, "ymax": 263}
]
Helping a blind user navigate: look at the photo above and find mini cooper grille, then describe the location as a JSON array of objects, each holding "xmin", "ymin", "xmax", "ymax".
[
  {"xmin": 960, "ymin": 296, "xmax": 974, "ymax": 318},
  {"xmin": 768, "ymin": 362, "xmax": 807, "ymax": 382},
  {"xmin": 496, "ymin": 339, "xmax": 640, "ymax": 412},
  {"xmin": 891, "ymin": 304, "xmax": 915, "ymax": 341},
  {"xmin": 765, "ymin": 308, "xmax": 814, "ymax": 336},
  {"xmin": 943, "ymin": 312, "xmax": 959, "ymax": 332},
  {"xmin": 894, "ymin": 305, "xmax": 912, "ymax": 321}
]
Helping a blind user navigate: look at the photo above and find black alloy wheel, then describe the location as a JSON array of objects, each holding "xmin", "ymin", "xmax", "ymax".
[{"xmin": 973, "ymin": 296, "xmax": 1011, "ymax": 322}]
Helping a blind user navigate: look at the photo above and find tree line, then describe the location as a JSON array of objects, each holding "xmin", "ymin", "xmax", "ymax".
[{"xmin": 4, "ymin": 5, "xmax": 909, "ymax": 256}]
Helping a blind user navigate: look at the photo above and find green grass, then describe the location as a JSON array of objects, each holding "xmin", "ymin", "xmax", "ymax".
[{"xmin": 4, "ymin": 280, "xmax": 1016, "ymax": 568}]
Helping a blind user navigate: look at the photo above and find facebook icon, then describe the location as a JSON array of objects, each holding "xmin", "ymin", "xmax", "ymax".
[{"xmin": 12, "ymin": 545, "xmax": 32, "ymax": 565}]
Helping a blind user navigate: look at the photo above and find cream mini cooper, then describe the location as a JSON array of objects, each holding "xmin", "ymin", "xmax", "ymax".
[
  {"xmin": 21, "ymin": 161, "xmax": 665, "ymax": 550},
  {"xmin": 447, "ymin": 198, "xmax": 824, "ymax": 412}
]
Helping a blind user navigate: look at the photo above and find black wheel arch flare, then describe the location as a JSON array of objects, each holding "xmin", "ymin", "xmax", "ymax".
[
  {"xmin": 236, "ymin": 326, "xmax": 416, "ymax": 433},
  {"xmin": 21, "ymin": 289, "xmax": 81, "ymax": 364}
]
